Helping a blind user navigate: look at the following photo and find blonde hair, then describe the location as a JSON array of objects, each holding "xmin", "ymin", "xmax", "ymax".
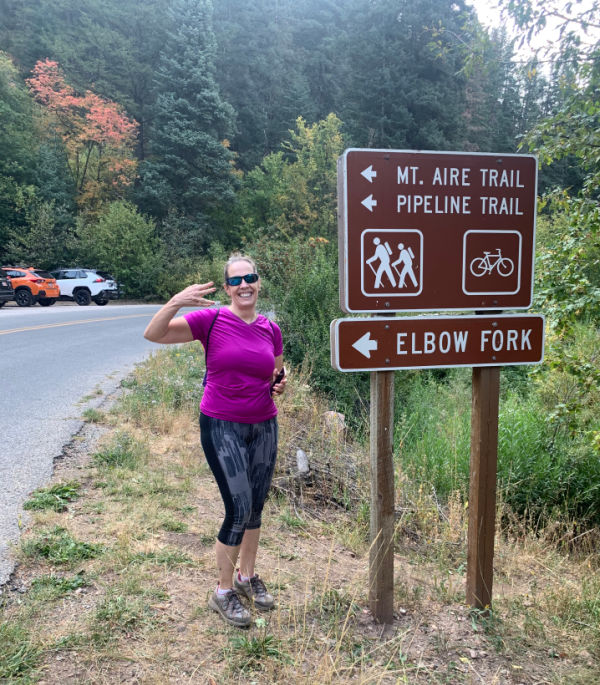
[{"xmin": 224, "ymin": 253, "xmax": 257, "ymax": 282}]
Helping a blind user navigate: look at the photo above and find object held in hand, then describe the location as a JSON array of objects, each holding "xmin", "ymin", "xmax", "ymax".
[{"xmin": 270, "ymin": 367, "xmax": 285, "ymax": 395}]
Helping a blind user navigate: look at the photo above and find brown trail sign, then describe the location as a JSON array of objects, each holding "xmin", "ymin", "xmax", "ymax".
[
  {"xmin": 333, "ymin": 147, "xmax": 542, "ymax": 623},
  {"xmin": 338, "ymin": 149, "xmax": 537, "ymax": 313}
]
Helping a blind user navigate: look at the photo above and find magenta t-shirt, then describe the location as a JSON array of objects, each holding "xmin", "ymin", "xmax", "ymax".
[{"xmin": 183, "ymin": 307, "xmax": 283, "ymax": 423}]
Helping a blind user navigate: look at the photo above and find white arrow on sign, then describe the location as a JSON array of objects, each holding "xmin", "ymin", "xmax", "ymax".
[
  {"xmin": 361, "ymin": 165, "xmax": 377, "ymax": 183},
  {"xmin": 361, "ymin": 194, "xmax": 377, "ymax": 212},
  {"xmin": 352, "ymin": 331, "xmax": 378, "ymax": 358}
]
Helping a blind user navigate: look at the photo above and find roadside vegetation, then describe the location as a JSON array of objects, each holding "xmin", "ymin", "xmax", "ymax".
[{"xmin": 1, "ymin": 347, "xmax": 598, "ymax": 683}]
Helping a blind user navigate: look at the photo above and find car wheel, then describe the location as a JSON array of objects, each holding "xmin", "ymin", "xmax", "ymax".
[
  {"xmin": 0, "ymin": 302, "xmax": 5, "ymax": 308},
  {"xmin": 94, "ymin": 297, "xmax": 109, "ymax": 306},
  {"xmin": 15, "ymin": 288, "xmax": 34, "ymax": 307},
  {"xmin": 38, "ymin": 298, "xmax": 57, "ymax": 306},
  {"xmin": 74, "ymin": 289, "xmax": 92, "ymax": 306}
]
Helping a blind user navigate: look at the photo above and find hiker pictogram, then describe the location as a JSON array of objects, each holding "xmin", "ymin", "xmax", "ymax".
[
  {"xmin": 361, "ymin": 229, "xmax": 422, "ymax": 297},
  {"xmin": 365, "ymin": 237, "xmax": 396, "ymax": 288},
  {"xmin": 392, "ymin": 243, "xmax": 418, "ymax": 288}
]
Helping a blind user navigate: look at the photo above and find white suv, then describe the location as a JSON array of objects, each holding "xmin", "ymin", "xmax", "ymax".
[{"xmin": 50, "ymin": 268, "xmax": 119, "ymax": 306}]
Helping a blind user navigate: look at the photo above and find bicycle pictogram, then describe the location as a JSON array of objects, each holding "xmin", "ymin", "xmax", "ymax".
[{"xmin": 469, "ymin": 248, "xmax": 514, "ymax": 278}]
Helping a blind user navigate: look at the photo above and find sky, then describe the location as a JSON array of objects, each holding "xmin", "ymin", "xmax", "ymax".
[
  {"xmin": 469, "ymin": 0, "xmax": 600, "ymax": 60},
  {"xmin": 469, "ymin": 0, "xmax": 503, "ymax": 30},
  {"xmin": 468, "ymin": 0, "xmax": 539, "ymax": 57}
]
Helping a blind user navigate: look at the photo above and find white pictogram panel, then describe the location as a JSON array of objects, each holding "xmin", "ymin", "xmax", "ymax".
[
  {"xmin": 462, "ymin": 230, "xmax": 522, "ymax": 295},
  {"xmin": 361, "ymin": 229, "xmax": 423, "ymax": 297}
]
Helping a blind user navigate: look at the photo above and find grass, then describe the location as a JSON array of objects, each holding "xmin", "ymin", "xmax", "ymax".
[
  {"xmin": 127, "ymin": 548, "xmax": 195, "ymax": 568},
  {"xmin": 277, "ymin": 507, "xmax": 307, "ymax": 530},
  {"xmin": 226, "ymin": 617, "xmax": 290, "ymax": 671},
  {"xmin": 1, "ymin": 347, "xmax": 598, "ymax": 683},
  {"xmin": 20, "ymin": 527, "xmax": 104, "ymax": 565},
  {"xmin": 116, "ymin": 346, "xmax": 205, "ymax": 430},
  {"xmin": 0, "ymin": 622, "xmax": 42, "ymax": 680},
  {"xmin": 29, "ymin": 573, "xmax": 89, "ymax": 601},
  {"xmin": 82, "ymin": 407, "xmax": 105, "ymax": 423},
  {"xmin": 23, "ymin": 482, "xmax": 81, "ymax": 512},
  {"xmin": 91, "ymin": 583, "xmax": 164, "ymax": 640},
  {"xmin": 396, "ymin": 368, "xmax": 600, "ymax": 530},
  {"xmin": 92, "ymin": 430, "xmax": 146, "ymax": 469},
  {"xmin": 159, "ymin": 517, "xmax": 188, "ymax": 533}
]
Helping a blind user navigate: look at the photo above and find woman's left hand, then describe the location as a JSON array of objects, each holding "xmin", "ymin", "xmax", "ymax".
[{"xmin": 271, "ymin": 368, "xmax": 287, "ymax": 396}]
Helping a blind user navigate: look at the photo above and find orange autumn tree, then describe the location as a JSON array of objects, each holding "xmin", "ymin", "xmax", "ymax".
[{"xmin": 27, "ymin": 59, "xmax": 138, "ymax": 212}]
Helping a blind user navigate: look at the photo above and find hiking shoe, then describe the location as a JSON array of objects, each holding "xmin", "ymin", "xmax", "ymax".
[
  {"xmin": 234, "ymin": 573, "xmax": 275, "ymax": 611},
  {"xmin": 208, "ymin": 589, "xmax": 251, "ymax": 627}
]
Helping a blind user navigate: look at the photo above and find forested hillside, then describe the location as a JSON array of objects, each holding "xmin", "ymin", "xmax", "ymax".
[
  {"xmin": 0, "ymin": 0, "xmax": 550, "ymax": 278},
  {"xmin": 1, "ymin": 0, "xmax": 599, "ymax": 530}
]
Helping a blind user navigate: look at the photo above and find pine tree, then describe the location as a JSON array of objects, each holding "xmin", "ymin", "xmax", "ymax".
[
  {"xmin": 0, "ymin": 51, "xmax": 38, "ymax": 262},
  {"xmin": 340, "ymin": 0, "xmax": 475, "ymax": 150},
  {"xmin": 213, "ymin": 0, "xmax": 315, "ymax": 170},
  {"xmin": 138, "ymin": 0, "xmax": 236, "ymax": 251}
]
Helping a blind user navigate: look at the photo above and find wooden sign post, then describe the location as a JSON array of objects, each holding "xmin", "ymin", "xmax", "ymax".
[
  {"xmin": 466, "ymin": 366, "xmax": 501, "ymax": 610},
  {"xmin": 369, "ymin": 370, "xmax": 395, "ymax": 623}
]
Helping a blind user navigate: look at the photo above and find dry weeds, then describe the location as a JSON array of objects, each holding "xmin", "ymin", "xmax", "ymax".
[{"xmin": 1, "ymin": 359, "xmax": 598, "ymax": 684}]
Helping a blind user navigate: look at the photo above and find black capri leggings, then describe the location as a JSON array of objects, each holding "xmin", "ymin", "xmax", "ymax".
[{"xmin": 200, "ymin": 412, "xmax": 278, "ymax": 547}]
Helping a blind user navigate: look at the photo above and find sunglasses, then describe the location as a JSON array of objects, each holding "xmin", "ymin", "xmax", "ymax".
[{"xmin": 225, "ymin": 273, "xmax": 259, "ymax": 286}]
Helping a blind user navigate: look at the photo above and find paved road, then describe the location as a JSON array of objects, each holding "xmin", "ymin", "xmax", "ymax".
[{"xmin": 0, "ymin": 302, "xmax": 167, "ymax": 585}]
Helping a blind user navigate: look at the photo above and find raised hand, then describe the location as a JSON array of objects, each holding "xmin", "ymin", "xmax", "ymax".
[
  {"xmin": 169, "ymin": 282, "xmax": 217, "ymax": 308},
  {"xmin": 144, "ymin": 281, "xmax": 216, "ymax": 344}
]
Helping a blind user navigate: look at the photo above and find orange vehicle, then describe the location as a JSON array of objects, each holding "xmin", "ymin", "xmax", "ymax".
[{"xmin": 1, "ymin": 266, "xmax": 60, "ymax": 307}]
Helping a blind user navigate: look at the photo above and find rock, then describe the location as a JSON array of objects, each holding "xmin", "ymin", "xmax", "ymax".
[
  {"xmin": 323, "ymin": 411, "xmax": 346, "ymax": 436},
  {"xmin": 296, "ymin": 449, "xmax": 310, "ymax": 475}
]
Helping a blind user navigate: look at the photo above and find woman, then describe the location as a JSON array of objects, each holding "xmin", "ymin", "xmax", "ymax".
[{"xmin": 144, "ymin": 254, "xmax": 286, "ymax": 628}]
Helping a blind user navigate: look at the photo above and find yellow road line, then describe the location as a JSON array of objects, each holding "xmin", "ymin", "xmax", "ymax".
[{"xmin": 0, "ymin": 313, "xmax": 153, "ymax": 336}]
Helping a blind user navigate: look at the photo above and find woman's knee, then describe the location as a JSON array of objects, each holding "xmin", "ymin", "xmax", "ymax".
[
  {"xmin": 218, "ymin": 495, "xmax": 253, "ymax": 545},
  {"xmin": 246, "ymin": 508, "xmax": 264, "ymax": 530}
]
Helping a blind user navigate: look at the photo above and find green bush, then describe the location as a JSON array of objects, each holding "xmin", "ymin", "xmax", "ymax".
[
  {"xmin": 23, "ymin": 481, "xmax": 81, "ymax": 512},
  {"xmin": 534, "ymin": 322, "xmax": 600, "ymax": 435},
  {"xmin": 394, "ymin": 370, "xmax": 600, "ymax": 527},
  {"xmin": 156, "ymin": 241, "xmax": 230, "ymax": 300},
  {"xmin": 21, "ymin": 527, "xmax": 103, "ymax": 564},
  {"xmin": 76, "ymin": 200, "xmax": 165, "ymax": 299},
  {"xmin": 30, "ymin": 573, "xmax": 88, "ymax": 600}
]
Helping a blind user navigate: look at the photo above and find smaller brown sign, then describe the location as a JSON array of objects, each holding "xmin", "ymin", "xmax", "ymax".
[{"xmin": 331, "ymin": 315, "xmax": 544, "ymax": 371}]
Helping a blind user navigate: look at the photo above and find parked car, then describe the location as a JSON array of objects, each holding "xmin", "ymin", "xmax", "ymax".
[
  {"xmin": 50, "ymin": 268, "xmax": 119, "ymax": 306},
  {"xmin": 0, "ymin": 271, "xmax": 14, "ymax": 307},
  {"xmin": 0, "ymin": 266, "xmax": 60, "ymax": 307},
  {"xmin": 95, "ymin": 270, "xmax": 124, "ymax": 299}
]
